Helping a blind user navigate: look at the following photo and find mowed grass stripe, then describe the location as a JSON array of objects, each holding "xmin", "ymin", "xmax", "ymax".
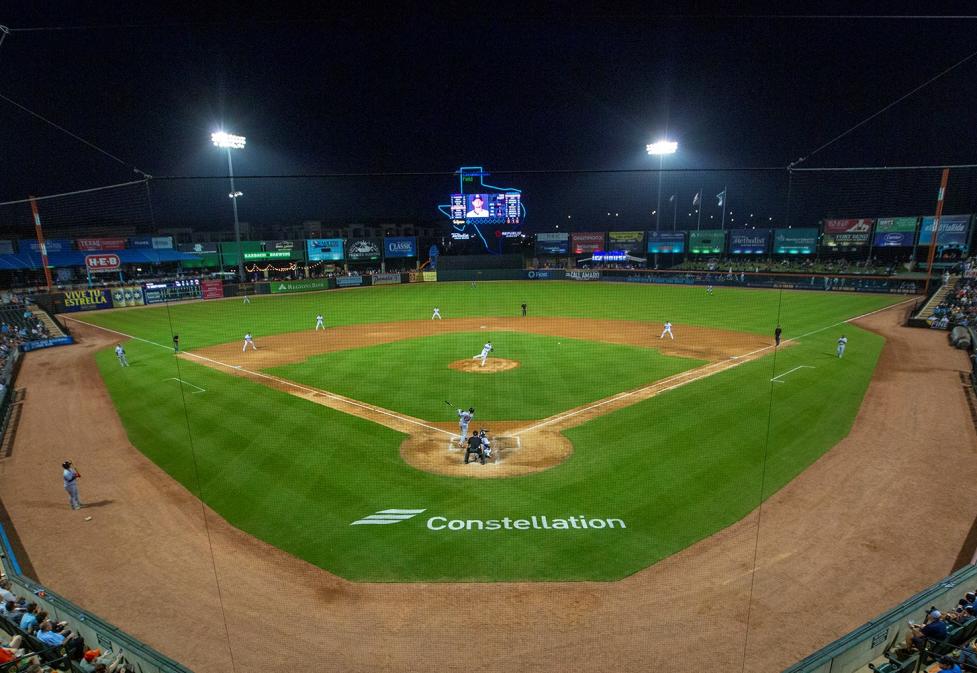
[{"xmin": 266, "ymin": 332, "xmax": 705, "ymax": 421}]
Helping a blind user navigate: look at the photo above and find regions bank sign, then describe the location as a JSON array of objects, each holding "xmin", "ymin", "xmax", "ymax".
[{"xmin": 351, "ymin": 508, "xmax": 627, "ymax": 532}]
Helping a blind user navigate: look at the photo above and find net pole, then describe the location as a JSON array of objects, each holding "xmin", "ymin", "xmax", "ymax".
[
  {"xmin": 923, "ymin": 167, "xmax": 950, "ymax": 294},
  {"xmin": 28, "ymin": 197, "xmax": 54, "ymax": 290}
]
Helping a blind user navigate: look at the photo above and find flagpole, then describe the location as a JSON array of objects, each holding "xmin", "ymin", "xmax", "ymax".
[
  {"xmin": 720, "ymin": 185, "xmax": 727, "ymax": 230},
  {"xmin": 697, "ymin": 187, "xmax": 702, "ymax": 230}
]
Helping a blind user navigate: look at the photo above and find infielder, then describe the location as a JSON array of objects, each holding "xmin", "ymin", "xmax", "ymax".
[
  {"xmin": 837, "ymin": 335, "xmax": 848, "ymax": 358},
  {"xmin": 315, "ymin": 314, "xmax": 325, "ymax": 330},
  {"xmin": 457, "ymin": 407, "xmax": 475, "ymax": 445},
  {"xmin": 62, "ymin": 460, "xmax": 82, "ymax": 510},
  {"xmin": 114, "ymin": 344, "xmax": 129, "ymax": 367},
  {"xmin": 473, "ymin": 341, "xmax": 493, "ymax": 366},
  {"xmin": 432, "ymin": 307, "xmax": 442, "ymax": 320},
  {"xmin": 659, "ymin": 321, "xmax": 674, "ymax": 340},
  {"xmin": 243, "ymin": 332, "xmax": 258, "ymax": 352}
]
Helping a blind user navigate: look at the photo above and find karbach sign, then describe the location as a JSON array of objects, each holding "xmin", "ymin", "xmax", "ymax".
[{"xmin": 85, "ymin": 254, "xmax": 121, "ymax": 272}]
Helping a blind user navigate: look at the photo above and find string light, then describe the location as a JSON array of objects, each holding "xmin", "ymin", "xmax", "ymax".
[{"xmin": 246, "ymin": 262, "xmax": 298, "ymax": 273}]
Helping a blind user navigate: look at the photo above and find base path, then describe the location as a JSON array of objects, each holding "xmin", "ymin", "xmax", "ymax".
[{"xmin": 3, "ymin": 305, "xmax": 975, "ymax": 673}]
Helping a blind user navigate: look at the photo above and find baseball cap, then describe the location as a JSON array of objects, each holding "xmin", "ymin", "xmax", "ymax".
[{"xmin": 930, "ymin": 609, "xmax": 942, "ymax": 619}]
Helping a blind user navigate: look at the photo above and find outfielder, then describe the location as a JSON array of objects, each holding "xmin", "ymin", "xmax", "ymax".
[
  {"xmin": 432, "ymin": 307, "xmax": 442, "ymax": 320},
  {"xmin": 62, "ymin": 461, "xmax": 82, "ymax": 510},
  {"xmin": 115, "ymin": 344, "xmax": 129, "ymax": 367},
  {"xmin": 473, "ymin": 341, "xmax": 493, "ymax": 366},
  {"xmin": 243, "ymin": 293, "xmax": 250, "ymax": 304},
  {"xmin": 837, "ymin": 335, "xmax": 848, "ymax": 358},
  {"xmin": 243, "ymin": 332, "xmax": 258, "ymax": 352},
  {"xmin": 659, "ymin": 321, "xmax": 674, "ymax": 340},
  {"xmin": 315, "ymin": 314, "xmax": 325, "ymax": 330},
  {"xmin": 457, "ymin": 407, "xmax": 475, "ymax": 445}
]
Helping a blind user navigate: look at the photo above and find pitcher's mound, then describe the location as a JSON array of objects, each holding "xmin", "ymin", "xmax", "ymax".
[{"xmin": 449, "ymin": 358, "xmax": 520, "ymax": 373}]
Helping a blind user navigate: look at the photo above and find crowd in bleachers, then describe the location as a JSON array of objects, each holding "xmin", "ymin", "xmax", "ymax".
[
  {"xmin": 928, "ymin": 259, "xmax": 977, "ymax": 330},
  {"xmin": 0, "ymin": 578, "xmax": 129, "ymax": 672},
  {"xmin": 869, "ymin": 586, "xmax": 977, "ymax": 672}
]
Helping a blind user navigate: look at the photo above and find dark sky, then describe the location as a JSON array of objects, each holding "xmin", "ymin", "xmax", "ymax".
[{"xmin": 2, "ymin": 3, "xmax": 977, "ymax": 232}]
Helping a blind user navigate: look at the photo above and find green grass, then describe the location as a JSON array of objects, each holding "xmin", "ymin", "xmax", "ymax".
[
  {"xmin": 267, "ymin": 332, "xmax": 704, "ymax": 421},
  {"xmin": 86, "ymin": 281, "xmax": 903, "ymax": 581}
]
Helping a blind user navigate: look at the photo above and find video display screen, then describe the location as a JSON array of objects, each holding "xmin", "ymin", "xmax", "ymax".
[{"xmin": 450, "ymin": 193, "xmax": 521, "ymax": 224}]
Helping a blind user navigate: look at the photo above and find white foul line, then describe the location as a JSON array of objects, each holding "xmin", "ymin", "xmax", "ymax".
[
  {"xmin": 65, "ymin": 317, "xmax": 455, "ymax": 438},
  {"xmin": 164, "ymin": 377, "xmax": 206, "ymax": 393},
  {"xmin": 770, "ymin": 365, "xmax": 815, "ymax": 383}
]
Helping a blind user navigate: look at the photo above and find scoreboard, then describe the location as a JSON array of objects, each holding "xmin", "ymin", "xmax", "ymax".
[
  {"xmin": 142, "ymin": 279, "xmax": 202, "ymax": 304},
  {"xmin": 450, "ymin": 193, "xmax": 522, "ymax": 225}
]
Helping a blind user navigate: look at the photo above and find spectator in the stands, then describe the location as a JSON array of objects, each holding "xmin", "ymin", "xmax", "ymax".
[
  {"xmin": 34, "ymin": 619, "xmax": 73, "ymax": 647},
  {"xmin": 18, "ymin": 602, "xmax": 39, "ymax": 632},
  {"xmin": 938, "ymin": 656, "xmax": 963, "ymax": 672},
  {"xmin": 954, "ymin": 639, "xmax": 977, "ymax": 670},
  {"xmin": 0, "ymin": 580, "xmax": 15, "ymax": 604},
  {"xmin": 906, "ymin": 609, "xmax": 949, "ymax": 650}
]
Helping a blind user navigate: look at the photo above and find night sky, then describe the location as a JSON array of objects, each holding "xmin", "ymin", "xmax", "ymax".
[{"xmin": 2, "ymin": 4, "xmax": 977, "ymax": 232}]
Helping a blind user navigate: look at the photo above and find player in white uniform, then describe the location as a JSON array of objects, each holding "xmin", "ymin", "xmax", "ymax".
[
  {"xmin": 243, "ymin": 332, "xmax": 257, "ymax": 351},
  {"xmin": 473, "ymin": 341, "xmax": 493, "ymax": 366},
  {"xmin": 706, "ymin": 285, "xmax": 713, "ymax": 295},
  {"xmin": 315, "ymin": 314, "xmax": 325, "ymax": 330},
  {"xmin": 243, "ymin": 294, "xmax": 250, "ymax": 304},
  {"xmin": 114, "ymin": 344, "xmax": 129, "ymax": 367},
  {"xmin": 836, "ymin": 335, "xmax": 848, "ymax": 358},
  {"xmin": 457, "ymin": 407, "xmax": 474, "ymax": 445},
  {"xmin": 480, "ymin": 429, "xmax": 492, "ymax": 461},
  {"xmin": 432, "ymin": 307, "xmax": 442, "ymax": 320},
  {"xmin": 659, "ymin": 321, "xmax": 674, "ymax": 339}
]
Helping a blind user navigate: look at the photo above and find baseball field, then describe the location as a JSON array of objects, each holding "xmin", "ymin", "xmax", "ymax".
[{"xmin": 73, "ymin": 281, "xmax": 906, "ymax": 582}]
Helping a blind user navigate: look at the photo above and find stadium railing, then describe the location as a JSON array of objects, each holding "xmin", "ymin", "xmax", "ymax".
[
  {"xmin": 782, "ymin": 563, "xmax": 977, "ymax": 673},
  {"xmin": 0, "ymin": 540, "xmax": 191, "ymax": 673}
]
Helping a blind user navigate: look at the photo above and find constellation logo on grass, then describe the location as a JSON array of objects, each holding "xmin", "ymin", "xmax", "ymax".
[{"xmin": 350, "ymin": 509, "xmax": 427, "ymax": 525}]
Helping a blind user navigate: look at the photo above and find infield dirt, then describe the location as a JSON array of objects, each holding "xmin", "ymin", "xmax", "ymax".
[{"xmin": 3, "ymin": 304, "xmax": 976, "ymax": 673}]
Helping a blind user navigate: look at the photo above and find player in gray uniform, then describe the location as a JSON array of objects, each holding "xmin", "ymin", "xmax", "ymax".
[
  {"xmin": 62, "ymin": 461, "xmax": 82, "ymax": 510},
  {"xmin": 114, "ymin": 344, "xmax": 129, "ymax": 367},
  {"xmin": 457, "ymin": 407, "xmax": 474, "ymax": 445},
  {"xmin": 836, "ymin": 335, "xmax": 848, "ymax": 358}
]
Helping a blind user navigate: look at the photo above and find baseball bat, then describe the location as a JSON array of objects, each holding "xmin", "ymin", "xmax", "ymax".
[{"xmin": 445, "ymin": 400, "xmax": 454, "ymax": 407}]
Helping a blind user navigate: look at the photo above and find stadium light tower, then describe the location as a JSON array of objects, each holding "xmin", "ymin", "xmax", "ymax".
[
  {"xmin": 212, "ymin": 131, "xmax": 247, "ymax": 280},
  {"xmin": 646, "ymin": 140, "xmax": 677, "ymax": 233}
]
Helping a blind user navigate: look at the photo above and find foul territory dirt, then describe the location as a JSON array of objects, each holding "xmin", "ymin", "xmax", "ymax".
[
  {"xmin": 2, "ymin": 304, "xmax": 977, "ymax": 673},
  {"xmin": 185, "ymin": 317, "xmax": 772, "ymax": 477}
]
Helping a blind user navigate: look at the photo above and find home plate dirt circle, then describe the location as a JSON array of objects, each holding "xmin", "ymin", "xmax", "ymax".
[{"xmin": 448, "ymin": 358, "xmax": 520, "ymax": 373}]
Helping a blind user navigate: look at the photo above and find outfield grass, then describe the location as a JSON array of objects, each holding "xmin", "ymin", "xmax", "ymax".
[
  {"xmin": 267, "ymin": 332, "xmax": 705, "ymax": 421},
  {"xmin": 86, "ymin": 282, "xmax": 903, "ymax": 581}
]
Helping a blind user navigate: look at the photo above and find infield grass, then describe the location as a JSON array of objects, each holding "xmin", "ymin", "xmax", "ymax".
[{"xmin": 85, "ymin": 282, "xmax": 905, "ymax": 581}]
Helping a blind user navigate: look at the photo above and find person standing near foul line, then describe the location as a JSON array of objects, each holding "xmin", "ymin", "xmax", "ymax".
[{"xmin": 62, "ymin": 461, "xmax": 82, "ymax": 510}]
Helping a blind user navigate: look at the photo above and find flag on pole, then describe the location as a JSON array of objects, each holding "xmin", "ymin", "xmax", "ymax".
[
  {"xmin": 716, "ymin": 189, "xmax": 726, "ymax": 207},
  {"xmin": 669, "ymin": 194, "xmax": 675, "ymax": 203},
  {"xmin": 692, "ymin": 192, "xmax": 700, "ymax": 208}
]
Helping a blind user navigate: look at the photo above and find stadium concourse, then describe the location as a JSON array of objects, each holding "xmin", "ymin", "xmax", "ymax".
[{"xmin": 0, "ymin": 302, "xmax": 974, "ymax": 673}]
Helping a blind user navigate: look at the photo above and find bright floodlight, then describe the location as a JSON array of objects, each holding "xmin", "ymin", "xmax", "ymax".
[
  {"xmin": 212, "ymin": 131, "xmax": 246, "ymax": 149},
  {"xmin": 646, "ymin": 140, "xmax": 678, "ymax": 155}
]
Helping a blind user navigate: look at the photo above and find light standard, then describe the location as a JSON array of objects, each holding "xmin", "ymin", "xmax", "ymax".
[
  {"xmin": 646, "ymin": 140, "xmax": 678, "ymax": 233},
  {"xmin": 211, "ymin": 131, "xmax": 247, "ymax": 280}
]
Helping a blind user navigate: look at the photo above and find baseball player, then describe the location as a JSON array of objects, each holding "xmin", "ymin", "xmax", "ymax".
[
  {"xmin": 172, "ymin": 334, "xmax": 180, "ymax": 353},
  {"xmin": 432, "ymin": 307, "xmax": 442, "ymax": 320},
  {"xmin": 480, "ymin": 429, "xmax": 493, "ymax": 461},
  {"xmin": 837, "ymin": 335, "xmax": 848, "ymax": 358},
  {"xmin": 457, "ymin": 407, "xmax": 475, "ymax": 445},
  {"xmin": 243, "ymin": 332, "xmax": 258, "ymax": 352},
  {"xmin": 659, "ymin": 321, "xmax": 674, "ymax": 340},
  {"xmin": 315, "ymin": 314, "xmax": 325, "ymax": 330},
  {"xmin": 114, "ymin": 344, "xmax": 129, "ymax": 367},
  {"xmin": 62, "ymin": 461, "xmax": 82, "ymax": 510},
  {"xmin": 775, "ymin": 325, "xmax": 783, "ymax": 347},
  {"xmin": 243, "ymin": 293, "xmax": 251, "ymax": 304},
  {"xmin": 706, "ymin": 285, "xmax": 713, "ymax": 295},
  {"xmin": 472, "ymin": 341, "xmax": 493, "ymax": 366},
  {"xmin": 464, "ymin": 431, "xmax": 486, "ymax": 465}
]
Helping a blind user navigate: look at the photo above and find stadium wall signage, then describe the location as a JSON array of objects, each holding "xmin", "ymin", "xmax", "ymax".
[
  {"xmin": 269, "ymin": 280, "xmax": 330, "ymax": 294},
  {"xmin": 371, "ymin": 273, "xmax": 402, "ymax": 285},
  {"xmin": 77, "ymin": 238, "xmax": 127, "ymax": 251},
  {"xmin": 566, "ymin": 270, "xmax": 601, "ymax": 281},
  {"xmin": 62, "ymin": 289, "xmax": 113, "ymax": 312},
  {"xmin": 19, "ymin": 336, "xmax": 74, "ymax": 352},
  {"xmin": 110, "ymin": 286, "xmax": 145, "ymax": 307},
  {"xmin": 85, "ymin": 254, "xmax": 121, "ymax": 272},
  {"xmin": 336, "ymin": 275, "xmax": 365, "ymax": 287},
  {"xmin": 525, "ymin": 270, "xmax": 562, "ymax": 280},
  {"xmin": 350, "ymin": 509, "xmax": 627, "ymax": 532},
  {"xmin": 383, "ymin": 237, "xmax": 417, "ymax": 258}
]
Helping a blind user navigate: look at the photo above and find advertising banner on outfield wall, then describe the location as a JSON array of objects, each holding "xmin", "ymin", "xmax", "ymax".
[
  {"xmin": 919, "ymin": 214, "xmax": 972, "ymax": 248},
  {"xmin": 646, "ymin": 232, "xmax": 686, "ymax": 254},
  {"xmin": 371, "ymin": 273, "xmax": 401, "ymax": 285},
  {"xmin": 608, "ymin": 231, "xmax": 645, "ymax": 254},
  {"xmin": 534, "ymin": 232, "xmax": 569, "ymax": 255},
  {"xmin": 178, "ymin": 242, "xmax": 219, "ymax": 254},
  {"xmin": 19, "ymin": 239, "xmax": 72, "ymax": 254},
  {"xmin": 20, "ymin": 336, "xmax": 74, "ymax": 351},
  {"xmin": 110, "ymin": 286, "xmax": 145, "ymax": 307},
  {"xmin": 384, "ymin": 237, "xmax": 417, "ymax": 258},
  {"xmin": 270, "ymin": 279, "xmax": 330, "ymax": 294},
  {"xmin": 129, "ymin": 236, "xmax": 174, "ymax": 249},
  {"xmin": 201, "ymin": 279, "xmax": 225, "ymax": 299},
  {"xmin": 566, "ymin": 270, "xmax": 601, "ymax": 281},
  {"xmin": 76, "ymin": 238, "xmax": 127, "ymax": 251},
  {"xmin": 347, "ymin": 239, "xmax": 382, "ymax": 261},
  {"xmin": 571, "ymin": 232, "xmax": 605, "ymax": 254},
  {"xmin": 687, "ymin": 230, "xmax": 726, "ymax": 254},
  {"xmin": 873, "ymin": 217, "xmax": 918, "ymax": 247},
  {"xmin": 729, "ymin": 229, "xmax": 769, "ymax": 254},
  {"xmin": 423, "ymin": 271, "xmax": 438, "ymax": 282},
  {"xmin": 773, "ymin": 228, "xmax": 818, "ymax": 254},
  {"xmin": 821, "ymin": 219, "xmax": 873, "ymax": 248},
  {"xmin": 336, "ymin": 275, "xmax": 365, "ymax": 287},
  {"xmin": 62, "ymin": 289, "xmax": 113, "ymax": 312},
  {"xmin": 306, "ymin": 238, "xmax": 345, "ymax": 261}
]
